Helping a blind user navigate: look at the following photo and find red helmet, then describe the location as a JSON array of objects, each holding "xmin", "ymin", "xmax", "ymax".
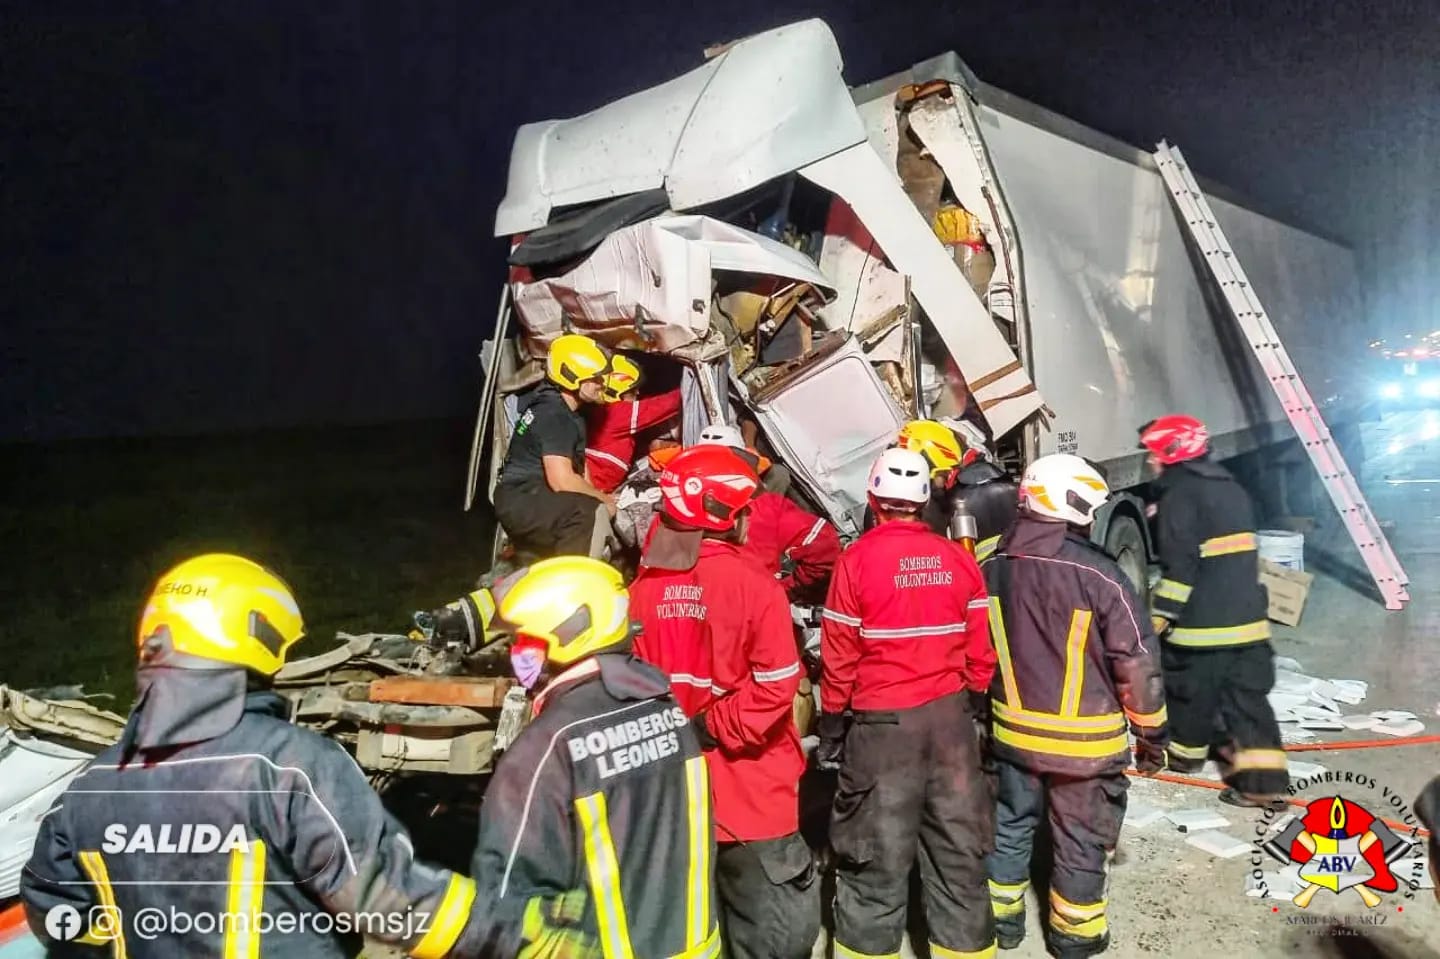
[
  {"xmin": 1139, "ymin": 414, "xmax": 1210, "ymax": 465},
  {"xmin": 657, "ymin": 445, "xmax": 760, "ymax": 532}
]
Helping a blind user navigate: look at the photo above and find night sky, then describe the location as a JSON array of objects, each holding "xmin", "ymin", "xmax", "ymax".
[{"xmin": 3, "ymin": 1, "xmax": 1435, "ymax": 442}]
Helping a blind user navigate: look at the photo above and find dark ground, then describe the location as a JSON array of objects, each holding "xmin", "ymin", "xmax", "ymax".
[{"xmin": 0, "ymin": 417, "xmax": 493, "ymax": 705}]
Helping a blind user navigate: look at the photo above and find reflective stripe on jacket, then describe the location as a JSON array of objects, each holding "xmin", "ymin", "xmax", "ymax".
[
  {"xmin": 982, "ymin": 517, "xmax": 1169, "ymax": 777},
  {"xmin": 22, "ymin": 693, "xmax": 509, "ymax": 958},
  {"xmin": 1150, "ymin": 459, "xmax": 1271, "ymax": 648},
  {"xmin": 742, "ymin": 491, "xmax": 842, "ymax": 594},
  {"xmin": 473, "ymin": 654, "xmax": 719, "ymax": 959},
  {"xmin": 630, "ymin": 541, "xmax": 805, "ymax": 842},
  {"xmin": 820, "ymin": 520, "xmax": 995, "ymax": 713}
]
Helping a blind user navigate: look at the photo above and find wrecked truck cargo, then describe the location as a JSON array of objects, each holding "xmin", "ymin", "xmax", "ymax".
[{"xmin": 469, "ymin": 18, "xmax": 1366, "ymax": 601}]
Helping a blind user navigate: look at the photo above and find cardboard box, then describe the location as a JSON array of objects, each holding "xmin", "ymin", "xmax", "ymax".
[{"xmin": 1259, "ymin": 559, "xmax": 1314, "ymax": 627}]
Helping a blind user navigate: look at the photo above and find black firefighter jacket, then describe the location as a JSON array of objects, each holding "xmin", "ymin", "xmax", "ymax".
[
  {"xmin": 1150, "ymin": 458, "xmax": 1271, "ymax": 648},
  {"xmin": 22, "ymin": 689, "xmax": 513, "ymax": 958},
  {"xmin": 473, "ymin": 652, "xmax": 720, "ymax": 959},
  {"xmin": 981, "ymin": 517, "xmax": 1169, "ymax": 776}
]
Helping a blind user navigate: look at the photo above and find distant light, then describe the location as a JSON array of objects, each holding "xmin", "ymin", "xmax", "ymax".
[
  {"xmin": 1381, "ymin": 382, "xmax": 1404, "ymax": 399},
  {"xmin": 1425, "ymin": 422, "xmax": 1440, "ymax": 441},
  {"xmin": 1420, "ymin": 379, "xmax": 1440, "ymax": 399},
  {"xmin": 1388, "ymin": 439, "xmax": 1405, "ymax": 455}
]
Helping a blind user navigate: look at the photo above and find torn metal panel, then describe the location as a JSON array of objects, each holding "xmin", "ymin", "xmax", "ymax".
[
  {"xmin": 800, "ymin": 143, "xmax": 1044, "ymax": 438},
  {"xmin": 510, "ymin": 215, "xmax": 835, "ymax": 356},
  {"xmin": 495, "ymin": 19, "xmax": 866, "ymax": 235},
  {"xmin": 738, "ymin": 334, "xmax": 906, "ymax": 536}
]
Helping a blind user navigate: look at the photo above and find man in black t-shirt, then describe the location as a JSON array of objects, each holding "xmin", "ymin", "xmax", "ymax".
[{"xmin": 494, "ymin": 333, "xmax": 617, "ymax": 560}]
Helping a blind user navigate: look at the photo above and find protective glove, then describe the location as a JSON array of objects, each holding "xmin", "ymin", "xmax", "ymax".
[
  {"xmin": 1150, "ymin": 615, "xmax": 1173, "ymax": 639},
  {"xmin": 519, "ymin": 890, "xmax": 598, "ymax": 959},
  {"xmin": 814, "ymin": 711, "xmax": 848, "ymax": 772},
  {"xmin": 691, "ymin": 710, "xmax": 719, "ymax": 751},
  {"xmin": 1134, "ymin": 738, "xmax": 1169, "ymax": 776}
]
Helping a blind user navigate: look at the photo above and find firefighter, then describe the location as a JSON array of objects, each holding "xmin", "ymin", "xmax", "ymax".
[
  {"xmin": 694, "ymin": 423, "xmax": 842, "ymax": 600},
  {"xmin": 864, "ymin": 419, "xmax": 1020, "ymax": 555},
  {"xmin": 20, "ymin": 553, "xmax": 539, "ymax": 958},
  {"xmin": 980, "ymin": 455, "xmax": 1169, "ymax": 956},
  {"xmin": 628, "ymin": 444, "xmax": 819, "ymax": 959},
  {"xmin": 817, "ymin": 447, "xmax": 997, "ymax": 959},
  {"xmin": 472, "ymin": 556, "xmax": 720, "ymax": 959},
  {"xmin": 1140, "ymin": 414, "xmax": 1289, "ymax": 807},
  {"xmin": 493, "ymin": 333, "xmax": 616, "ymax": 561},
  {"xmin": 584, "ymin": 353, "xmax": 684, "ymax": 494}
]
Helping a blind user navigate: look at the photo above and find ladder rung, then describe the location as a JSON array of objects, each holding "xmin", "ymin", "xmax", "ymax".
[{"xmin": 1153, "ymin": 140, "xmax": 1410, "ymax": 606}]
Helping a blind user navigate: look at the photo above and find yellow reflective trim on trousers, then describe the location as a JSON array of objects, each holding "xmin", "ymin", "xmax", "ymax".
[
  {"xmin": 835, "ymin": 943, "xmax": 902, "ymax": 959},
  {"xmin": 992, "ymin": 700, "xmax": 1126, "ymax": 734},
  {"xmin": 988, "ymin": 598, "xmax": 1022, "ymax": 708},
  {"xmin": 1125, "ymin": 705, "xmax": 1168, "ymax": 728},
  {"xmin": 411, "ymin": 871, "xmax": 478, "ymax": 959},
  {"xmin": 975, "ymin": 535, "xmax": 1002, "ymax": 562},
  {"xmin": 991, "ymin": 896, "xmax": 1026, "ymax": 918},
  {"xmin": 1199, "ymin": 532, "xmax": 1258, "ymax": 557},
  {"xmin": 1059, "ymin": 609, "xmax": 1093, "ymax": 716},
  {"xmin": 76, "ymin": 850, "xmax": 128, "ymax": 958},
  {"xmin": 683, "ymin": 756, "xmax": 711, "ymax": 949},
  {"xmin": 930, "ymin": 941, "xmax": 998, "ymax": 959},
  {"xmin": 1051, "ymin": 891, "xmax": 1107, "ymax": 919},
  {"xmin": 1050, "ymin": 912, "xmax": 1108, "ymax": 939},
  {"xmin": 988, "ymin": 878, "xmax": 1030, "ymax": 898},
  {"xmin": 1168, "ymin": 741, "xmax": 1209, "ymax": 760},
  {"xmin": 993, "ymin": 725, "xmax": 1130, "ymax": 759},
  {"xmin": 1230, "ymin": 748, "xmax": 1289, "ymax": 771},
  {"xmin": 223, "ymin": 839, "xmax": 266, "ymax": 959},
  {"xmin": 1153, "ymin": 578, "xmax": 1193, "ymax": 603},
  {"xmin": 1169, "ymin": 620, "xmax": 1271, "ymax": 647},
  {"xmin": 576, "ymin": 792, "xmax": 634, "ymax": 959}
]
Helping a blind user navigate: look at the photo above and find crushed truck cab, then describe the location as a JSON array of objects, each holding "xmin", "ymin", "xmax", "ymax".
[{"xmin": 470, "ymin": 17, "xmax": 1365, "ymax": 599}]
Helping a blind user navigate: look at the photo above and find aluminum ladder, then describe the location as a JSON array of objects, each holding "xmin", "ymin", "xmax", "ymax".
[{"xmin": 1153, "ymin": 140, "xmax": 1410, "ymax": 610}]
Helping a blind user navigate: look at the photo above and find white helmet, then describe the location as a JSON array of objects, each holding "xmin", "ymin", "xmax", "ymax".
[
  {"xmin": 697, "ymin": 423, "xmax": 745, "ymax": 450},
  {"xmin": 867, "ymin": 448, "xmax": 931, "ymax": 507},
  {"xmin": 1020, "ymin": 453, "xmax": 1110, "ymax": 525}
]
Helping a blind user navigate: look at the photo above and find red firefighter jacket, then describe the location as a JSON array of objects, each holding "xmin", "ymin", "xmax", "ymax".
[
  {"xmin": 630, "ymin": 541, "xmax": 805, "ymax": 843},
  {"xmin": 820, "ymin": 519, "xmax": 995, "ymax": 713},
  {"xmin": 982, "ymin": 516, "xmax": 1169, "ymax": 776},
  {"xmin": 584, "ymin": 389, "xmax": 683, "ymax": 493},
  {"xmin": 741, "ymin": 491, "xmax": 842, "ymax": 593}
]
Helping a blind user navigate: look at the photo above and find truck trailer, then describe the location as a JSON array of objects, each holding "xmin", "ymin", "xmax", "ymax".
[{"xmin": 467, "ymin": 18, "xmax": 1366, "ymax": 597}]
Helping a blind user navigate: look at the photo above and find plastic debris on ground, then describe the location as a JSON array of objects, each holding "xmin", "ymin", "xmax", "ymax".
[
  {"xmin": 1286, "ymin": 759, "xmax": 1327, "ymax": 778},
  {"xmin": 1124, "ymin": 802, "xmax": 1168, "ymax": 828},
  {"xmin": 1246, "ymin": 864, "xmax": 1307, "ymax": 899},
  {"xmin": 1372, "ymin": 718, "xmax": 1426, "ymax": 737},
  {"xmin": 1372, "ymin": 709, "xmax": 1417, "ymax": 721},
  {"xmin": 1342, "ymin": 715, "xmax": 1381, "ymax": 730},
  {"xmin": 1185, "ymin": 831, "xmax": 1252, "ymax": 858},
  {"xmin": 1281, "ymin": 727, "xmax": 1317, "ymax": 744},
  {"xmin": 1165, "ymin": 808, "xmax": 1232, "ymax": 833},
  {"xmin": 1298, "ymin": 719, "xmax": 1346, "ymax": 731}
]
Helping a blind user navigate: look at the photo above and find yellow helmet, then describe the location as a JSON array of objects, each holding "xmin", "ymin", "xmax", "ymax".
[
  {"xmin": 490, "ymin": 556, "xmax": 631, "ymax": 668},
  {"xmin": 546, "ymin": 334, "xmax": 611, "ymax": 392},
  {"xmin": 600, "ymin": 354, "xmax": 642, "ymax": 403},
  {"xmin": 897, "ymin": 419, "xmax": 965, "ymax": 476},
  {"xmin": 137, "ymin": 553, "xmax": 305, "ymax": 676}
]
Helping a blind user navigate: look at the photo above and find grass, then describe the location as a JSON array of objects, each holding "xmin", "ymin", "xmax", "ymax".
[{"xmin": 0, "ymin": 418, "xmax": 496, "ymax": 707}]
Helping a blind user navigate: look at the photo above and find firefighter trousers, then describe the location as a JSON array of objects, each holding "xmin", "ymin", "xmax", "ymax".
[
  {"xmin": 830, "ymin": 693, "xmax": 996, "ymax": 958},
  {"xmin": 1162, "ymin": 641, "xmax": 1288, "ymax": 796},
  {"xmin": 987, "ymin": 761, "xmax": 1127, "ymax": 953},
  {"xmin": 493, "ymin": 482, "xmax": 608, "ymax": 560},
  {"xmin": 715, "ymin": 832, "xmax": 820, "ymax": 959}
]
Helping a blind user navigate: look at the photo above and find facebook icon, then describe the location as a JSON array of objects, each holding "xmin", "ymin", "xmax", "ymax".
[{"xmin": 44, "ymin": 904, "xmax": 83, "ymax": 941}]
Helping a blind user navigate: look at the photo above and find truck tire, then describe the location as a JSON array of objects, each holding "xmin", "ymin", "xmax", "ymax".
[{"xmin": 1104, "ymin": 514, "xmax": 1149, "ymax": 606}]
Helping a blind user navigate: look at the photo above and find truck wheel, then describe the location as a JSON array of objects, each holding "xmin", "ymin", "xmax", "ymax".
[{"xmin": 1104, "ymin": 514, "xmax": 1149, "ymax": 605}]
